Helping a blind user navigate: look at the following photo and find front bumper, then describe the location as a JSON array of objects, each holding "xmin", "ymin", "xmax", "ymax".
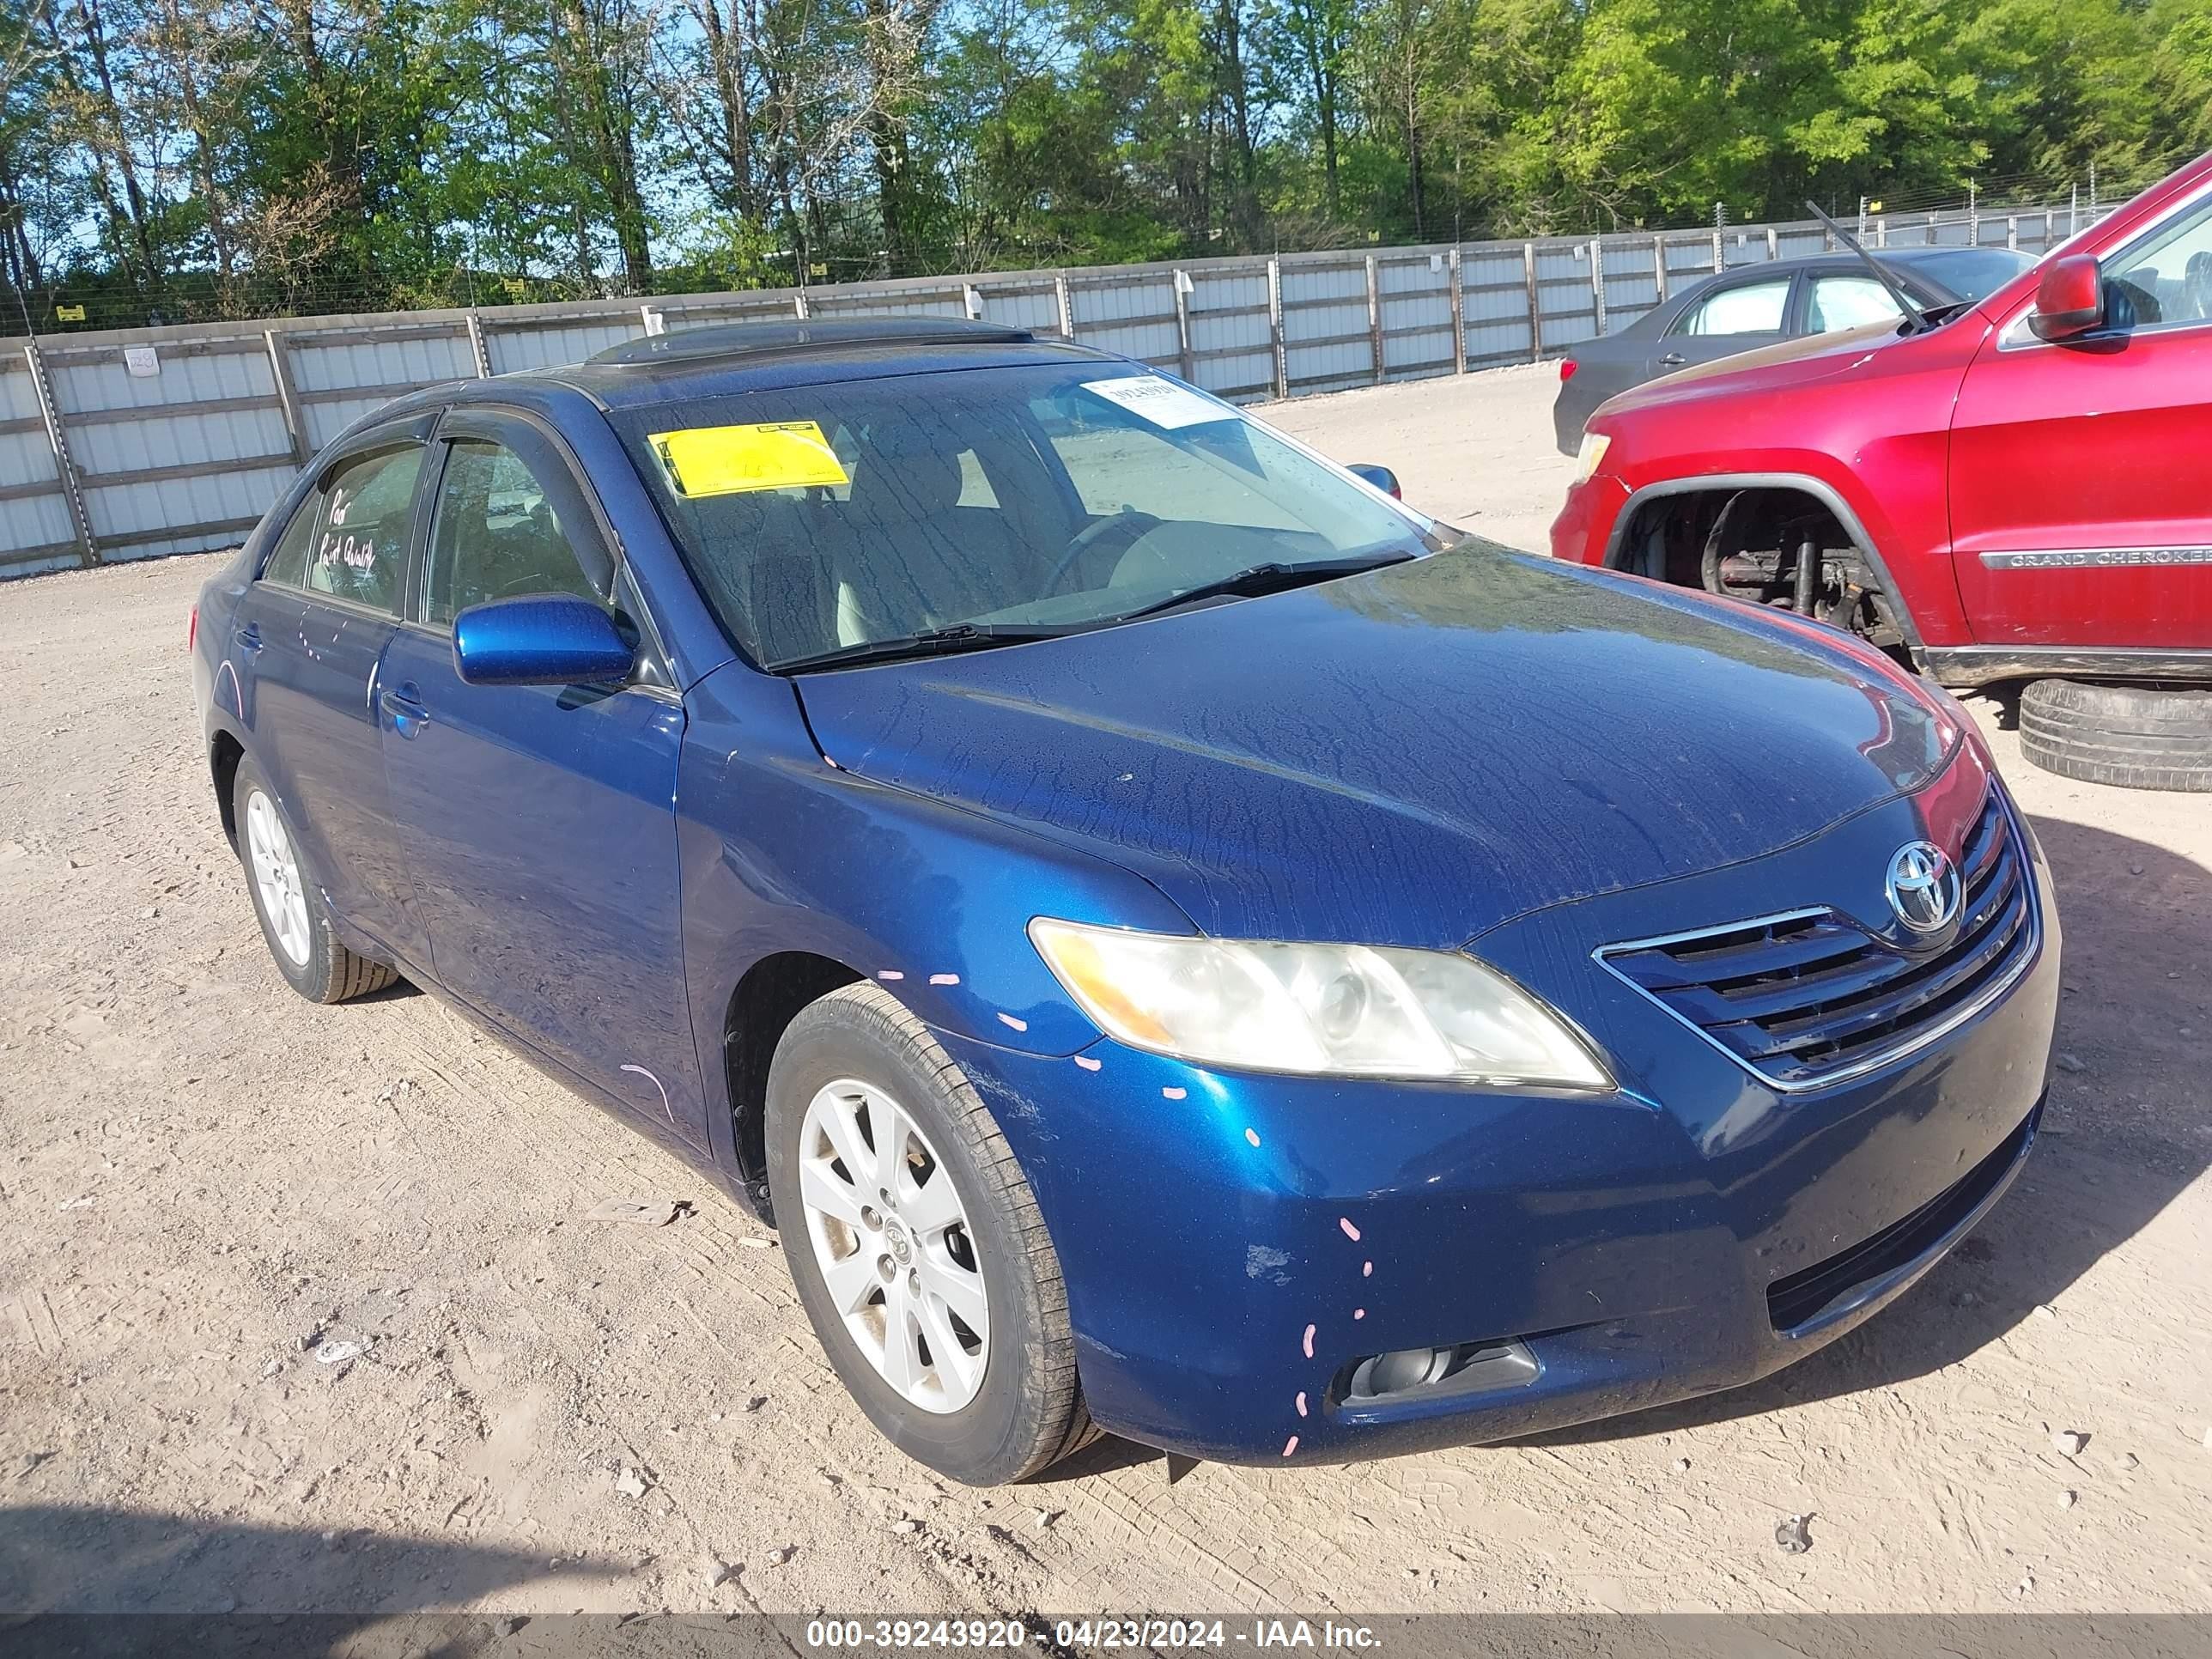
[
  {"xmin": 1547, "ymin": 470, "xmax": 1628, "ymax": 565},
  {"xmin": 938, "ymin": 782, "xmax": 2060, "ymax": 1465}
]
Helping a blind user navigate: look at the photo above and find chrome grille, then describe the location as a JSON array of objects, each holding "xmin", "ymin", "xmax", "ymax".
[{"xmin": 1598, "ymin": 791, "xmax": 2036, "ymax": 1091}]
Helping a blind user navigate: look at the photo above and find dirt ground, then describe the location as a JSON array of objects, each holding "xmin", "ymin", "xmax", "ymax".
[
  {"xmin": 3, "ymin": 363, "xmax": 2209, "ymax": 1625},
  {"xmin": 1267, "ymin": 363, "xmax": 1576, "ymax": 555}
]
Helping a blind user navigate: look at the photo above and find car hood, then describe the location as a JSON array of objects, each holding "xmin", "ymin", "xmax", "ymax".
[
  {"xmin": 793, "ymin": 545, "xmax": 1954, "ymax": 948},
  {"xmin": 1601, "ymin": 316, "xmax": 1906, "ymax": 417}
]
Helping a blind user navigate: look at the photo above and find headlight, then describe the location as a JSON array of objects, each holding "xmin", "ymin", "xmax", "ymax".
[
  {"xmin": 1915, "ymin": 675, "xmax": 1978, "ymax": 757},
  {"xmin": 1574, "ymin": 430, "xmax": 1613, "ymax": 482},
  {"xmin": 1028, "ymin": 919, "xmax": 1613, "ymax": 1090}
]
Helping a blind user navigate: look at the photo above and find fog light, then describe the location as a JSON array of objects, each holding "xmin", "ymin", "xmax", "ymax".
[
  {"xmin": 1345, "ymin": 1338, "xmax": 1540, "ymax": 1401},
  {"xmin": 1351, "ymin": 1346, "xmax": 1455, "ymax": 1398}
]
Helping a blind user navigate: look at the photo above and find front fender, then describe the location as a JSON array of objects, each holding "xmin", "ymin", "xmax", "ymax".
[{"xmin": 674, "ymin": 659, "xmax": 1191, "ymax": 1181}]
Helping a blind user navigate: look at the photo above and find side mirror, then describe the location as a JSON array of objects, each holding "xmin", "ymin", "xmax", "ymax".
[
  {"xmin": 2028, "ymin": 253, "xmax": 2105, "ymax": 342},
  {"xmin": 452, "ymin": 594, "xmax": 635, "ymax": 687},
  {"xmin": 1347, "ymin": 463, "xmax": 1401, "ymax": 500}
]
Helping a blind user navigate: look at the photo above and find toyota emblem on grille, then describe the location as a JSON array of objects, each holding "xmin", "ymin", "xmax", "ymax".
[{"xmin": 1886, "ymin": 840, "xmax": 1960, "ymax": 935}]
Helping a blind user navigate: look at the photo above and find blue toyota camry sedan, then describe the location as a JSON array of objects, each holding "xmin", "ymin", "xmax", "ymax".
[{"xmin": 191, "ymin": 318, "xmax": 2059, "ymax": 1484}]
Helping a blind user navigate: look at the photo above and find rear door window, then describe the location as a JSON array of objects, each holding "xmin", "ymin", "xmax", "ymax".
[
  {"xmin": 302, "ymin": 445, "xmax": 423, "ymax": 615},
  {"xmin": 1670, "ymin": 278, "xmax": 1791, "ymax": 337}
]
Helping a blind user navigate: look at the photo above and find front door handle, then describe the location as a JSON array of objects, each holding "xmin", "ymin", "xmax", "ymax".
[
  {"xmin": 380, "ymin": 685, "xmax": 431, "ymax": 738},
  {"xmin": 1658, "ymin": 351, "xmax": 1686, "ymax": 367}
]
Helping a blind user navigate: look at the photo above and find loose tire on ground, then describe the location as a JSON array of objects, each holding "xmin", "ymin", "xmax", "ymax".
[
  {"xmin": 767, "ymin": 982, "xmax": 1094, "ymax": 1485},
  {"xmin": 2017, "ymin": 678, "xmax": 2212, "ymax": 793},
  {"xmin": 230, "ymin": 757, "xmax": 401, "ymax": 1002}
]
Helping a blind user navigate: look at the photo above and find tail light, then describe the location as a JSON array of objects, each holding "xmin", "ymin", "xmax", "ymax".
[
  {"xmin": 1559, "ymin": 358, "xmax": 1579, "ymax": 383},
  {"xmin": 187, "ymin": 605, "xmax": 198, "ymax": 653}
]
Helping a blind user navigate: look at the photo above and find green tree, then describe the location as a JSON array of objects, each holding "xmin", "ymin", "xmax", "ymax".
[
  {"xmin": 2152, "ymin": 0, "xmax": 2212, "ymax": 154},
  {"xmin": 1965, "ymin": 0, "xmax": 2162, "ymax": 185},
  {"xmin": 15, "ymin": 0, "xmax": 2209, "ymax": 328}
]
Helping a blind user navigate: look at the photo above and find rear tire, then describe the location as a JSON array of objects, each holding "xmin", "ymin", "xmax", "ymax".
[
  {"xmin": 767, "ymin": 982, "xmax": 1092, "ymax": 1485},
  {"xmin": 2017, "ymin": 678, "xmax": 2212, "ymax": 793},
  {"xmin": 231, "ymin": 757, "xmax": 400, "ymax": 1002}
]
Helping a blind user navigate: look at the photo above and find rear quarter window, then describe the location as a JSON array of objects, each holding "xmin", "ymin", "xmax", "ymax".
[{"xmin": 259, "ymin": 489, "xmax": 321, "ymax": 588}]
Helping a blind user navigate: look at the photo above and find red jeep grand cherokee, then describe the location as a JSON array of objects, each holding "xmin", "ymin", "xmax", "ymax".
[{"xmin": 1552, "ymin": 149, "xmax": 2212, "ymax": 792}]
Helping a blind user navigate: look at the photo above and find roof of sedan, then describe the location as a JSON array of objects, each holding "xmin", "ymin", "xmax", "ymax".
[
  {"xmin": 1689, "ymin": 244, "xmax": 2027, "ymax": 285},
  {"xmin": 520, "ymin": 316, "xmax": 1111, "ymax": 410},
  {"xmin": 1583, "ymin": 243, "xmax": 2031, "ymax": 346},
  {"xmin": 1735, "ymin": 246, "xmax": 2002, "ymax": 268}
]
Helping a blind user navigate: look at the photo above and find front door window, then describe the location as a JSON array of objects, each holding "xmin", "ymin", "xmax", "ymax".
[
  {"xmin": 1807, "ymin": 275, "xmax": 1904, "ymax": 334},
  {"xmin": 422, "ymin": 439, "xmax": 609, "ymax": 628},
  {"xmin": 2104, "ymin": 194, "xmax": 2212, "ymax": 331}
]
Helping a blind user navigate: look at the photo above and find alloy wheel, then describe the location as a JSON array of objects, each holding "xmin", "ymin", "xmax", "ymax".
[
  {"xmin": 244, "ymin": 789, "xmax": 313, "ymax": 968},
  {"xmin": 796, "ymin": 1079, "xmax": 991, "ymax": 1413}
]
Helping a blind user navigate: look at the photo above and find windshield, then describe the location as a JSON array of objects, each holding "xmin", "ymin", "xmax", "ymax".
[
  {"xmin": 610, "ymin": 363, "xmax": 1436, "ymax": 670},
  {"xmin": 1903, "ymin": 247, "xmax": 2033, "ymax": 302}
]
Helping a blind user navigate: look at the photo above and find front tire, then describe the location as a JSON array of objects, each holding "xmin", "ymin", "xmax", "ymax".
[
  {"xmin": 767, "ymin": 983, "xmax": 1091, "ymax": 1485},
  {"xmin": 232, "ymin": 757, "xmax": 398, "ymax": 1003}
]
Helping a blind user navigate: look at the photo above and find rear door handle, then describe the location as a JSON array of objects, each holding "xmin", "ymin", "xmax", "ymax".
[
  {"xmin": 235, "ymin": 622, "xmax": 263, "ymax": 653},
  {"xmin": 1658, "ymin": 351, "xmax": 1686, "ymax": 367},
  {"xmin": 380, "ymin": 684, "xmax": 431, "ymax": 738}
]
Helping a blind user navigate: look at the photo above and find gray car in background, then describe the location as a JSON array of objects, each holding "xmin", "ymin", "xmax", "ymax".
[{"xmin": 1551, "ymin": 245, "xmax": 2033, "ymax": 453}]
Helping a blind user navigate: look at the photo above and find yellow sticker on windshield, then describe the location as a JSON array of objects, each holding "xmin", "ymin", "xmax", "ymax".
[{"xmin": 646, "ymin": 420, "xmax": 848, "ymax": 498}]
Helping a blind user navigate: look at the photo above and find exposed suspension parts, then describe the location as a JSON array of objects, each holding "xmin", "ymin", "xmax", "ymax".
[{"xmin": 1614, "ymin": 487, "xmax": 1909, "ymax": 661}]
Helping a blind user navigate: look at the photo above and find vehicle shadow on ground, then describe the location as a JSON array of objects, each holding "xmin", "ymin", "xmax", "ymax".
[
  {"xmin": 1518, "ymin": 811, "xmax": 2210, "ymax": 1447},
  {"xmin": 1974, "ymin": 685, "xmax": 2026, "ymax": 730},
  {"xmin": 1027, "ymin": 1434, "xmax": 1164, "ymax": 1485},
  {"xmin": 0, "ymin": 1503, "xmax": 608, "ymax": 1619}
]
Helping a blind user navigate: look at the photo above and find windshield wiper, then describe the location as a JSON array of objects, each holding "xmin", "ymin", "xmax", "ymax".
[
  {"xmin": 1804, "ymin": 200, "xmax": 1931, "ymax": 334},
  {"xmin": 773, "ymin": 552, "xmax": 1415, "ymax": 670},
  {"xmin": 1113, "ymin": 552, "xmax": 1416, "ymax": 623},
  {"xmin": 774, "ymin": 621, "xmax": 1075, "ymax": 674}
]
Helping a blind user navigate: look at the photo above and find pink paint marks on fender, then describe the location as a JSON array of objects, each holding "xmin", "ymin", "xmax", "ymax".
[
  {"xmin": 619, "ymin": 1063, "xmax": 675, "ymax": 1129},
  {"xmin": 997, "ymin": 1012, "xmax": 1028, "ymax": 1032},
  {"xmin": 928, "ymin": 973, "xmax": 959, "ymax": 985},
  {"xmin": 1073, "ymin": 1055, "xmax": 1102, "ymax": 1072},
  {"xmin": 1295, "ymin": 1392, "xmax": 1308, "ymax": 1418},
  {"xmin": 1282, "ymin": 1436, "xmax": 1298, "ymax": 1457},
  {"xmin": 1363, "ymin": 1260, "xmax": 1372, "ymax": 1277},
  {"xmin": 1352, "ymin": 1309, "xmax": 1365, "ymax": 1320},
  {"xmin": 878, "ymin": 970, "xmax": 905, "ymax": 981},
  {"xmin": 215, "ymin": 659, "xmax": 241, "ymax": 715},
  {"xmin": 1243, "ymin": 1127, "xmax": 1261, "ymax": 1147},
  {"xmin": 1301, "ymin": 1323, "xmax": 1315, "ymax": 1359},
  {"xmin": 1161, "ymin": 1086, "xmax": 1187, "ymax": 1100},
  {"xmin": 1338, "ymin": 1217, "xmax": 1362, "ymax": 1243}
]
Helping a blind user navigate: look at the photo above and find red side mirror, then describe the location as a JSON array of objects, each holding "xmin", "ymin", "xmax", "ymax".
[{"xmin": 2029, "ymin": 253, "xmax": 2105, "ymax": 342}]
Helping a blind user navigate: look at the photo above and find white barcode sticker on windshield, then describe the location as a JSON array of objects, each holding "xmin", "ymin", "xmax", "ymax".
[{"xmin": 1080, "ymin": 376, "xmax": 1237, "ymax": 430}]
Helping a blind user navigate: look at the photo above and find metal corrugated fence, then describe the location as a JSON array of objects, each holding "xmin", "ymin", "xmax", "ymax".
[{"xmin": 0, "ymin": 203, "xmax": 2090, "ymax": 580}]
